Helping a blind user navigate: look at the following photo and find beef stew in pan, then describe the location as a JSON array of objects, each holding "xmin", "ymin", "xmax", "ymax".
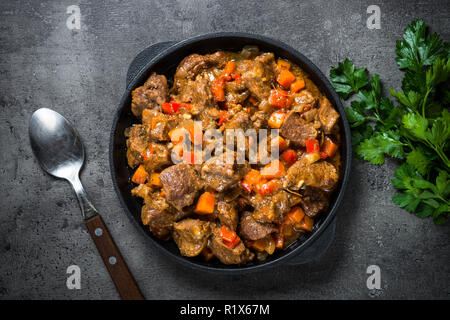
[{"xmin": 125, "ymin": 46, "xmax": 341, "ymax": 265}]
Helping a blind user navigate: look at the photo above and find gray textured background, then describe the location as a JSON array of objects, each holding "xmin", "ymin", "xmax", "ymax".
[{"xmin": 0, "ymin": 0, "xmax": 449, "ymax": 300}]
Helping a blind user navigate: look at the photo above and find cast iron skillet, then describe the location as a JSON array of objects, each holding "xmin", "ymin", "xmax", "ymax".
[{"xmin": 110, "ymin": 32, "xmax": 351, "ymax": 274}]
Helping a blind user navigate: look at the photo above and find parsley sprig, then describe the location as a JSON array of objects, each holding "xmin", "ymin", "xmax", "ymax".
[{"xmin": 330, "ymin": 19, "xmax": 450, "ymax": 224}]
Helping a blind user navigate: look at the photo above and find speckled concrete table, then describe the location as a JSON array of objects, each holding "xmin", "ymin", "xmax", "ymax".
[{"xmin": 0, "ymin": 0, "xmax": 449, "ymax": 299}]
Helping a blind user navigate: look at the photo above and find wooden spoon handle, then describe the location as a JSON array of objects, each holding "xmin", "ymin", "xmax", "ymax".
[{"xmin": 85, "ymin": 214, "xmax": 144, "ymax": 300}]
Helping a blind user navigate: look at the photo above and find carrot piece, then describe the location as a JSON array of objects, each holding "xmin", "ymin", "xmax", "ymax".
[
  {"xmin": 150, "ymin": 173, "xmax": 162, "ymax": 187},
  {"xmin": 297, "ymin": 215, "xmax": 314, "ymax": 232},
  {"xmin": 223, "ymin": 61, "xmax": 236, "ymax": 75},
  {"xmin": 268, "ymin": 110, "xmax": 286, "ymax": 129},
  {"xmin": 194, "ymin": 191, "xmax": 216, "ymax": 215},
  {"xmin": 277, "ymin": 59, "xmax": 291, "ymax": 70},
  {"xmin": 211, "ymin": 78, "xmax": 226, "ymax": 102},
  {"xmin": 284, "ymin": 206, "xmax": 305, "ymax": 224},
  {"xmin": 271, "ymin": 135, "xmax": 288, "ymax": 152},
  {"xmin": 290, "ymin": 79, "xmax": 305, "ymax": 93},
  {"xmin": 260, "ymin": 160, "xmax": 286, "ymax": 179},
  {"xmin": 258, "ymin": 179, "xmax": 280, "ymax": 196},
  {"xmin": 322, "ymin": 137, "xmax": 338, "ymax": 158},
  {"xmin": 281, "ymin": 149, "xmax": 297, "ymax": 165},
  {"xmin": 277, "ymin": 69, "xmax": 296, "ymax": 88},
  {"xmin": 131, "ymin": 165, "xmax": 147, "ymax": 184},
  {"xmin": 240, "ymin": 169, "xmax": 262, "ymax": 193},
  {"xmin": 268, "ymin": 88, "xmax": 291, "ymax": 109}
]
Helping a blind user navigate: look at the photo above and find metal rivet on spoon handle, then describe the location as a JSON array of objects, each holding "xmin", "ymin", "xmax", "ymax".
[{"xmin": 29, "ymin": 108, "xmax": 144, "ymax": 300}]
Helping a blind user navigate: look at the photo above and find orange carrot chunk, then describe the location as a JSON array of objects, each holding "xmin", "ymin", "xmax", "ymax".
[
  {"xmin": 284, "ymin": 206, "xmax": 305, "ymax": 224},
  {"xmin": 277, "ymin": 69, "xmax": 296, "ymax": 88},
  {"xmin": 270, "ymin": 135, "xmax": 288, "ymax": 152},
  {"xmin": 131, "ymin": 165, "xmax": 147, "ymax": 184},
  {"xmin": 290, "ymin": 79, "xmax": 306, "ymax": 93},
  {"xmin": 150, "ymin": 173, "xmax": 162, "ymax": 187},
  {"xmin": 260, "ymin": 160, "xmax": 286, "ymax": 179},
  {"xmin": 240, "ymin": 169, "xmax": 262, "ymax": 193},
  {"xmin": 223, "ymin": 61, "xmax": 236, "ymax": 75},
  {"xmin": 322, "ymin": 137, "xmax": 338, "ymax": 158},
  {"xmin": 194, "ymin": 191, "xmax": 216, "ymax": 215},
  {"xmin": 258, "ymin": 179, "xmax": 280, "ymax": 196},
  {"xmin": 268, "ymin": 111, "xmax": 286, "ymax": 129},
  {"xmin": 212, "ymin": 78, "xmax": 226, "ymax": 102},
  {"xmin": 268, "ymin": 89, "xmax": 291, "ymax": 109}
]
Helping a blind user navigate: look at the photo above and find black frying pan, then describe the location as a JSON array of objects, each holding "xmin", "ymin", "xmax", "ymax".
[{"xmin": 109, "ymin": 33, "xmax": 352, "ymax": 274}]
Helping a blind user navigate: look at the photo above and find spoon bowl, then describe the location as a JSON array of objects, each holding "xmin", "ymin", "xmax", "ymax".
[{"xmin": 29, "ymin": 108, "xmax": 84, "ymax": 180}]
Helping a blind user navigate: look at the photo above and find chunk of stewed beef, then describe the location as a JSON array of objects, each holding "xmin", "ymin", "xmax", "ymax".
[
  {"xmin": 280, "ymin": 111, "xmax": 318, "ymax": 147},
  {"xmin": 291, "ymin": 90, "xmax": 317, "ymax": 112},
  {"xmin": 131, "ymin": 73, "xmax": 169, "ymax": 117},
  {"xmin": 201, "ymin": 155, "xmax": 250, "ymax": 192},
  {"xmin": 142, "ymin": 143, "xmax": 171, "ymax": 172},
  {"xmin": 215, "ymin": 201, "xmax": 239, "ymax": 230},
  {"xmin": 285, "ymin": 157, "xmax": 338, "ymax": 191},
  {"xmin": 175, "ymin": 76, "xmax": 215, "ymax": 114},
  {"xmin": 249, "ymin": 190, "xmax": 301, "ymax": 224},
  {"xmin": 173, "ymin": 52, "xmax": 228, "ymax": 90},
  {"xmin": 239, "ymin": 212, "xmax": 277, "ymax": 241},
  {"xmin": 223, "ymin": 110, "xmax": 251, "ymax": 130},
  {"xmin": 142, "ymin": 109, "xmax": 175, "ymax": 141},
  {"xmin": 141, "ymin": 192, "xmax": 179, "ymax": 240},
  {"xmin": 237, "ymin": 52, "xmax": 276, "ymax": 101},
  {"xmin": 300, "ymin": 187, "xmax": 330, "ymax": 218},
  {"xmin": 125, "ymin": 124, "xmax": 150, "ymax": 167},
  {"xmin": 159, "ymin": 163, "xmax": 202, "ymax": 211},
  {"xmin": 225, "ymin": 80, "xmax": 250, "ymax": 104},
  {"xmin": 318, "ymin": 96, "xmax": 339, "ymax": 133},
  {"xmin": 208, "ymin": 225, "xmax": 254, "ymax": 265},
  {"xmin": 172, "ymin": 219, "xmax": 211, "ymax": 257}
]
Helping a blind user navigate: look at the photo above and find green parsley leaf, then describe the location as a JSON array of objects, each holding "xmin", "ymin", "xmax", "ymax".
[
  {"xmin": 356, "ymin": 131, "xmax": 404, "ymax": 164},
  {"xmin": 406, "ymin": 147, "xmax": 430, "ymax": 175},
  {"xmin": 330, "ymin": 59, "xmax": 368, "ymax": 99}
]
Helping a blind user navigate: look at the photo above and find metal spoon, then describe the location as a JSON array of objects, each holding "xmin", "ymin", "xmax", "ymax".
[{"xmin": 29, "ymin": 108, "xmax": 144, "ymax": 300}]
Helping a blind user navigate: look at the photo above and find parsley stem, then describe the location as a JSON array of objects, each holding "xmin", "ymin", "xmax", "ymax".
[{"xmin": 421, "ymin": 88, "xmax": 431, "ymax": 118}]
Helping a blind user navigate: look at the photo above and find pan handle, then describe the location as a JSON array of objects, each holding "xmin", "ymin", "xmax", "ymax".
[
  {"xmin": 85, "ymin": 214, "xmax": 144, "ymax": 300},
  {"xmin": 126, "ymin": 41, "xmax": 177, "ymax": 89}
]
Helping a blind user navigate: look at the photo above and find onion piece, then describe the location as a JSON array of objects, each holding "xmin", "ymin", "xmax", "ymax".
[{"xmin": 304, "ymin": 152, "xmax": 321, "ymax": 164}]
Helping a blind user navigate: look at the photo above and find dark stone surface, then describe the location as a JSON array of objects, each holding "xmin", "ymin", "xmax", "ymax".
[{"xmin": 0, "ymin": 0, "xmax": 449, "ymax": 299}]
